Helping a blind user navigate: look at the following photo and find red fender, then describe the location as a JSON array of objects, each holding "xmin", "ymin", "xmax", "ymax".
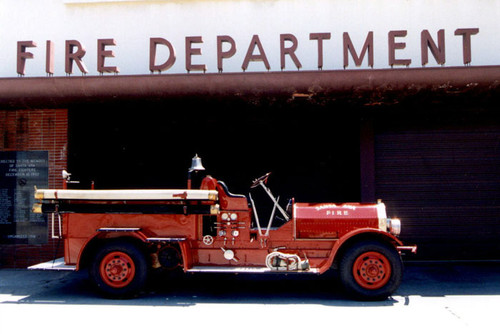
[
  {"xmin": 75, "ymin": 229, "xmax": 149, "ymax": 270},
  {"xmin": 318, "ymin": 228, "xmax": 403, "ymax": 274}
]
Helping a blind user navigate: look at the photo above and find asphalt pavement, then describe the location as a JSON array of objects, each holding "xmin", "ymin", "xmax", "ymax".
[{"xmin": 1, "ymin": 261, "xmax": 499, "ymax": 333}]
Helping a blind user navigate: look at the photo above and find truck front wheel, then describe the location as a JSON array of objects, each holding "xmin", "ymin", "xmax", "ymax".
[
  {"xmin": 339, "ymin": 240, "xmax": 402, "ymax": 301},
  {"xmin": 89, "ymin": 241, "xmax": 148, "ymax": 298}
]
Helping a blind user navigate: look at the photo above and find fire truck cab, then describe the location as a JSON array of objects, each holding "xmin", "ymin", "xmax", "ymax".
[{"xmin": 31, "ymin": 155, "xmax": 416, "ymax": 300}]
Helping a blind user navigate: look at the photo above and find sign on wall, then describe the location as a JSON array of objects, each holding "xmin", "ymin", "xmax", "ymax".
[
  {"xmin": 0, "ymin": 151, "xmax": 48, "ymax": 244},
  {"xmin": 1, "ymin": 1, "xmax": 497, "ymax": 77}
]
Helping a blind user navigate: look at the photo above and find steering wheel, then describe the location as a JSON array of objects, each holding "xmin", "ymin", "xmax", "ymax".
[{"xmin": 251, "ymin": 172, "xmax": 271, "ymax": 188}]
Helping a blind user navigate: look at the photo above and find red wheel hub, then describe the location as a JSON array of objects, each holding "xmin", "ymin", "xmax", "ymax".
[
  {"xmin": 100, "ymin": 251, "xmax": 136, "ymax": 288},
  {"xmin": 353, "ymin": 251, "xmax": 391, "ymax": 290}
]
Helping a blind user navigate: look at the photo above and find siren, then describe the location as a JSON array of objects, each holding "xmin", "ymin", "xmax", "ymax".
[
  {"xmin": 62, "ymin": 170, "xmax": 71, "ymax": 180},
  {"xmin": 61, "ymin": 170, "xmax": 79, "ymax": 189}
]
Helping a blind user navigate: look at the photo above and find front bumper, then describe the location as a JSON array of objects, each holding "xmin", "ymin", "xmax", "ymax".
[{"xmin": 397, "ymin": 245, "xmax": 418, "ymax": 254}]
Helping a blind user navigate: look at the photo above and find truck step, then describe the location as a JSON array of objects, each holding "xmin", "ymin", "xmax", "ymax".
[
  {"xmin": 28, "ymin": 257, "xmax": 76, "ymax": 271},
  {"xmin": 187, "ymin": 266, "xmax": 320, "ymax": 274}
]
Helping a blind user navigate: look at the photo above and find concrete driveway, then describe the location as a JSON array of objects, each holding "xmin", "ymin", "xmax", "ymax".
[{"xmin": 1, "ymin": 262, "xmax": 499, "ymax": 333}]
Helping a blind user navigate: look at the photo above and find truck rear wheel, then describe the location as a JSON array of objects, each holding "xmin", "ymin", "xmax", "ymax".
[
  {"xmin": 339, "ymin": 240, "xmax": 402, "ymax": 301},
  {"xmin": 89, "ymin": 241, "xmax": 148, "ymax": 298}
]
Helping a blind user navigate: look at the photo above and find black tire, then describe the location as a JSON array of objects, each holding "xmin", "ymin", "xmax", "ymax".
[
  {"xmin": 339, "ymin": 240, "xmax": 403, "ymax": 301},
  {"xmin": 89, "ymin": 240, "xmax": 148, "ymax": 298}
]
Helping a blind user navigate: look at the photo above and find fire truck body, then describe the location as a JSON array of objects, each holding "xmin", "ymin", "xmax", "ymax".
[{"xmin": 31, "ymin": 161, "xmax": 415, "ymax": 300}]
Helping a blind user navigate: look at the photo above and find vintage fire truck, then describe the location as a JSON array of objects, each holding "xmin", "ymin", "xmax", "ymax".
[{"xmin": 31, "ymin": 155, "xmax": 416, "ymax": 300}]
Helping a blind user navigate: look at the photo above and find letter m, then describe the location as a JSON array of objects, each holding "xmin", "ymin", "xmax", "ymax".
[{"xmin": 343, "ymin": 32, "xmax": 374, "ymax": 68}]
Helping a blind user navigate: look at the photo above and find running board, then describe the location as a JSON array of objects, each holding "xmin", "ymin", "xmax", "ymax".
[
  {"xmin": 28, "ymin": 257, "xmax": 76, "ymax": 271},
  {"xmin": 187, "ymin": 266, "xmax": 320, "ymax": 274}
]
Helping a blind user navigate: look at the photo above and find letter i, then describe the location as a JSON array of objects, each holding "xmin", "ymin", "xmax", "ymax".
[{"xmin": 46, "ymin": 41, "xmax": 54, "ymax": 76}]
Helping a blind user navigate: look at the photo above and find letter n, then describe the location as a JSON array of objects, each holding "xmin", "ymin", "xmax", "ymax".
[{"xmin": 421, "ymin": 29, "xmax": 445, "ymax": 65}]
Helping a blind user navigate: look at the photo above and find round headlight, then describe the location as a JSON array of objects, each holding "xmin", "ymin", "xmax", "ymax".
[{"xmin": 388, "ymin": 218, "xmax": 401, "ymax": 237}]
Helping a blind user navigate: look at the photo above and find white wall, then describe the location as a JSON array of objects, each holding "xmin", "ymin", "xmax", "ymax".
[{"xmin": 0, "ymin": 0, "xmax": 497, "ymax": 77}]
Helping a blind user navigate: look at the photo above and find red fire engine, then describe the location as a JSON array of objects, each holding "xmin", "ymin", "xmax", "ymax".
[{"xmin": 31, "ymin": 155, "xmax": 416, "ymax": 300}]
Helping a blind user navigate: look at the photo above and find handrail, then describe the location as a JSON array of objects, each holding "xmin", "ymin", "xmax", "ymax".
[{"xmin": 50, "ymin": 213, "xmax": 62, "ymax": 239}]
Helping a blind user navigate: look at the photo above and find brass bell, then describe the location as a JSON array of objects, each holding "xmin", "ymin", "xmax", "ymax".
[{"xmin": 189, "ymin": 154, "xmax": 205, "ymax": 172}]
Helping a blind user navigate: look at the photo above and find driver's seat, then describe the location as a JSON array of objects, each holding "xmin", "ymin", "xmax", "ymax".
[
  {"xmin": 216, "ymin": 181, "xmax": 248, "ymax": 210},
  {"xmin": 217, "ymin": 181, "xmax": 246, "ymax": 199}
]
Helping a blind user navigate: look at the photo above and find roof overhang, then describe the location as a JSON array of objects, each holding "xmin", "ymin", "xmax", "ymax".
[{"xmin": 1, "ymin": 66, "xmax": 499, "ymax": 109}]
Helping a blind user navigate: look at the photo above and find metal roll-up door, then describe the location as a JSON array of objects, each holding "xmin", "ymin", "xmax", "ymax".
[{"xmin": 374, "ymin": 127, "xmax": 500, "ymax": 260}]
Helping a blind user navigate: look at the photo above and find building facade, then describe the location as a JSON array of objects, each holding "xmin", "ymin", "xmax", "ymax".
[{"xmin": 0, "ymin": 0, "xmax": 499, "ymax": 267}]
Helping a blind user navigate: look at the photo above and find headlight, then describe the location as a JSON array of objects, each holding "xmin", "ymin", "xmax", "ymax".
[{"xmin": 387, "ymin": 218, "xmax": 401, "ymax": 237}]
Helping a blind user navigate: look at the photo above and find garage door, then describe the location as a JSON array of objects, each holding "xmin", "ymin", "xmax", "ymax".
[{"xmin": 375, "ymin": 127, "xmax": 500, "ymax": 260}]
